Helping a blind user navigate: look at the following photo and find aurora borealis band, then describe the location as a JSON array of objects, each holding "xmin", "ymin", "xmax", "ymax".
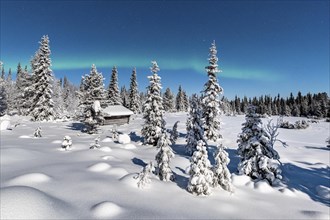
[{"xmin": 0, "ymin": 0, "xmax": 329, "ymax": 98}]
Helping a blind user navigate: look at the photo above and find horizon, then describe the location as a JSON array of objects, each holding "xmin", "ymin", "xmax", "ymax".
[{"xmin": 1, "ymin": 0, "xmax": 329, "ymax": 99}]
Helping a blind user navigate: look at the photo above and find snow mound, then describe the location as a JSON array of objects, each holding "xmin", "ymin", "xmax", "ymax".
[
  {"xmin": 119, "ymin": 173, "xmax": 139, "ymax": 188},
  {"xmin": 232, "ymin": 174, "xmax": 251, "ymax": 186},
  {"xmin": 279, "ymin": 188, "xmax": 296, "ymax": 197},
  {"xmin": 0, "ymin": 186, "xmax": 73, "ymax": 219},
  {"xmin": 6, "ymin": 173, "xmax": 51, "ymax": 186},
  {"xmin": 19, "ymin": 135, "xmax": 31, "ymax": 139},
  {"xmin": 316, "ymin": 185, "xmax": 330, "ymax": 200},
  {"xmin": 91, "ymin": 201, "xmax": 122, "ymax": 219},
  {"xmin": 122, "ymin": 143, "xmax": 136, "ymax": 149},
  {"xmin": 51, "ymin": 140, "xmax": 62, "ymax": 144},
  {"xmin": 0, "ymin": 120, "xmax": 11, "ymax": 130},
  {"xmin": 99, "ymin": 146, "xmax": 112, "ymax": 152},
  {"xmin": 101, "ymin": 155, "xmax": 121, "ymax": 161},
  {"xmin": 254, "ymin": 180, "xmax": 274, "ymax": 193},
  {"xmin": 88, "ymin": 163, "xmax": 111, "ymax": 172},
  {"xmin": 101, "ymin": 137, "xmax": 113, "ymax": 143},
  {"xmin": 118, "ymin": 134, "xmax": 131, "ymax": 144},
  {"xmin": 107, "ymin": 168, "xmax": 129, "ymax": 177}
]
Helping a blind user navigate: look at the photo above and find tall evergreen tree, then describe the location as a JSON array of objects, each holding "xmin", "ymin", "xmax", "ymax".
[
  {"xmin": 29, "ymin": 35, "xmax": 55, "ymax": 121},
  {"xmin": 6, "ymin": 68, "xmax": 12, "ymax": 82},
  {"xmin": 128, "ymin": 68, "xmax": 140, "ymax": 114},
  {"xmin": 79, "ymin": 64, "xmax": 106, "ymax": 133},
  {"xmin": 141, "ymin": 61, "xmax": 165, "ymax": 146},
  {"xmin": 108, "ymin": 66, "xmax": 121, "ymax": 105},
  {"xmin": 182, "ymin": 90, "xmax": 189, "ymax": 111},
  {"xmin": 163, "ymin": 87, "xmax": 174, "ymax": 112},
  {"xmin": 120, "ymin": 86, "xmax": 129, "ymax": 108},
  {"xmin": 186, "ymin": 94, "xmax": 205, "ymax": 155},
  {"xmin": 201, "ymin": 41, "xmax": 223, "ymax": 142},
  {"xmin": 19, "ymin": 66, "xmax": 33, "ymax": 115},
  {"xmin": 1, "ymin": 66, "xmax": 5, "ymax": 80},
  {"xmin": 175, "ymin": 85, "xmax": 186, "ymax": 112}
]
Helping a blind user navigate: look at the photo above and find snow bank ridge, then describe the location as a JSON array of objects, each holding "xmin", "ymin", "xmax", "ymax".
[
  {"xmin": 91, "ymin": 201, "xmax": 122, "ymax": 219},
  {"xmin": 6, "ymin": 173, "xmax": 51, "ymax": 186},
  {"xmin": 88, "ymin": 162, "xmax": 112, "ymax": 172}
]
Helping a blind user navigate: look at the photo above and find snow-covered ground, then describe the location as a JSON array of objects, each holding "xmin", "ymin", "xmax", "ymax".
[{"xmin": 1, "ymin": 113, "xmax": 329, "ymax": 219}]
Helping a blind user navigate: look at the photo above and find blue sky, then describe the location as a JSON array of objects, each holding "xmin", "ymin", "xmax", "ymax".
[{"xmin": 1, "ymin": 0, "xmax": 329, "ymax": 99}]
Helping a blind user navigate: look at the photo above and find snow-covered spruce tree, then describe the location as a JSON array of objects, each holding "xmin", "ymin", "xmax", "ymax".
[
  {"xmin": 5, "ymin": 68, "xmax": 15, "ymax": 114},
  {"xmin": 128, "ymin": 68, "xmax": 140, "ymax": 114},
  {"xmin": 0, "ymin": 65, "xmax": 4, "ymax": 80},
  {"xmin": 212, "ymin": 143, "xmax": 233, "ymax": 192},
  {"xmin": 108, "ymin": 66, "xmax": 122, "ymax": 105},
  {"xmin": 170, "ymin": 121, "xmax": 179, "ymax": 144},
  {"xmin": 186, "ymin": 94, "xmax": 205, "ymax": 155},
  {"xmin": 183, "ymin": 90, "xmax": 189, "ymax": 112},
  {"xmin": 141, "ymin": 61, "xmax": 165, "ymax": 146},
  {"xmin": 0, "ymin": 83, "xmax": 7, "ymax": 116},
  {"xmin": 201, "ymin": 41, "xmax": 223, "ymax": 142},
  {"xmin": 52, "ymin": 79, "xmax": 65, "ymax": 118},
  {"xmin": 29, "ymin": 35, "xmax": 55, "ymax": 121},
  {"xmin": 120, "ymin": 86, "xmax": 129, "ymax": 108},
  {"xmin": 176, "ymin": 85, "xmax": 186, "ymax": 112},
  {"xmin": 237, "ymin": 105, "xmax": 282, "ymax": 185},
  {"xmin": 18, "ymin": 66, "xmax": 33, "ymax": 115},
  {"xmin": 155, "ymin": 131, "xmax": 175, "ymax": 181},
  {"xmin": 187, "ymin": 140, "xmax": 213, "ymax": 196},
  {"xmin": 163, "ymin": 87, "xmax": 174, "ymax": 112},
  {"xmin": 78, "ymin": 64, "xmax": 106, "ymax": 133}
]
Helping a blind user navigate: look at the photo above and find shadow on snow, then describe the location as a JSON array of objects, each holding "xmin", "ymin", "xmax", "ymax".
[{"xmin": 282, "ymin": 162, "xmax": 330, "ymax": 206}]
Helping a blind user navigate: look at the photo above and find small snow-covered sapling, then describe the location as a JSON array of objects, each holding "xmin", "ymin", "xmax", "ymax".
[
  {"xmin": 111, "ymin": 125, "xmax": 119, "ymax": 141},
  {"xmin": 136, "ymin": 161, "xmax": 155, "ymax": 189},
  {"xmin": 90, "ymin": 136, "xmax": 101, "ymax": 149},
  {"xmin": 61, "ymin": 135, "xmax": 72, "ymax": 150},
  {"xmin": 33, "ymin": 126, "xmax": 42, "ymax": 137}
]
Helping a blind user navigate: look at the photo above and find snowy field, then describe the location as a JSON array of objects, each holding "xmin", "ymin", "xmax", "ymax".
[{"xmin": 1, "ymin": 113, "xmax": 329, "ymax": 219}]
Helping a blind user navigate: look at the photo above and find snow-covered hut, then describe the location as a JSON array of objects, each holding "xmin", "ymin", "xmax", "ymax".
[{"xmin": 102, "ymin": 105, "xmax": 133, "ymax": 125}]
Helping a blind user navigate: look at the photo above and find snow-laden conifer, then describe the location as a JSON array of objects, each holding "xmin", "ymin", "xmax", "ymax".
[
  {"xmin": 163, "ymin": 87, "xmax": 174, "ymax": 112},
  {"xmin": 201, "ymin": 41, "xmax": 223, "ymax": 142},
  {"xmin": 187, "ymin": 140, "xmax": 213, "ymax": 196},
  {"xmin": 52, "ymin": 79, "xmax": 65, "ymax": 118},
  {"xmin": 237, "ymin": 105, "xmax": 282, "ymax": 185},
  {"xmin": 176, "ymin": 85, "xmax": 186, "ymax": 112},
  {"xmin": 108, "ymin": 66, "xmax": 122, "ymax": 105},
  {"xmin": 155, "ymin": 131, "xmax": 175, "ymax": 181},
  {"xmin": 128, "ymin": 68, "xmax": 140, "ymax": 113},
  {"xmin": 170, "ymin": 121, "xmax": 179, "ymax": 144},
  {"xmin": 186, "ymin": 94, "xmax": 205, "ymax": 155},
  {"xmin": 120, "ymin": 86, "xmax": 129, "ymax": 108},
  {"xmin": 141, "ymin": 61, "xmax": 165, "ymax": 146},
  {"xmin": 29, "ymin": 35, "xmax": 55, "ymax": 121},
  {"xmin": 0, "ymin": 84, "xmax": 7, "ymax": 116},
  {"xmin": 79, "ymin": 65, "xmax": 106, "ymax": 133},
  {"xmin": 18, "ymin": 66, "xmax": 33, "ymax": 116},
  {"xmin": 212, "ymin": 143, "xmax": 234, "ymax": 192}
]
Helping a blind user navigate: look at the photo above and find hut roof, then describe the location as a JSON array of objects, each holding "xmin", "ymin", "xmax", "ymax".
[{"xmin": 102, "ymin": 105, "xmax": 134, "ymax": 117}]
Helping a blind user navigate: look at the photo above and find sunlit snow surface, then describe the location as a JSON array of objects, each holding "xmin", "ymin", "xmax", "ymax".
[{"xmin": 1, "ymin": 113, "xmax": 329, "ymax": 219}]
